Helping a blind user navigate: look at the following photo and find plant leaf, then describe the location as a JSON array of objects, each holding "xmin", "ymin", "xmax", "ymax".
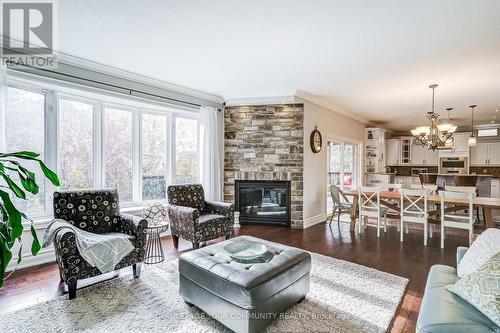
[
  {"xmin": 16, "ymin": 239, "xmax": 23, "ymax": 264},
  {"xmin": 1, "ymin": 174, "xmax": 26, "ymax": 199},
  {"xmin": 38, "ymin": 161, "xmax": 60, "ymax": 186},
  {"xmin": 0, "ymin": 190, "xmax": 23, "ymax": 240},
  {"xmin": 0, "ymin": 151, "xmax": 39, "ymax": 159},
  {"xmin": 0, "ymin": 235, "xmax": 13, "ymax": 288},
  {"xmin": 30, "ymin": 224, "xmax": 41, "ymax": 256}
]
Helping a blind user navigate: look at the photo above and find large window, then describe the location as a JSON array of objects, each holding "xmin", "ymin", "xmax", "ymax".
[
  {"xmin": 59, "ymin": 98, "xmax": 94, "ymax": 190},
  {"xmin": 142, "ymin": 113, "xmax": 168, "ymax": 200},
  {"xmin": 5, "ymin": 87, "xmax": 46, "ymax": 214},
  {"xmin": 175, "ymin": 117, "xmax": 198, "ymax": 184},
  {"xmin": 3, "ymin": 77, "xmax": 201, "ymax": 219},
  {"xmin": 104, "ymin": 107, "xmax": 133, "ymax": 201}
]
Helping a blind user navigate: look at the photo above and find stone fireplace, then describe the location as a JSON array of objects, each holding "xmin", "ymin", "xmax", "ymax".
[
  {"xmin": 224, "ymin": 104, "xmax": 304, "ymax": 228},
  {"xmin": 235, "ymin": 180, "xmax": 291, "ymax": 226}
]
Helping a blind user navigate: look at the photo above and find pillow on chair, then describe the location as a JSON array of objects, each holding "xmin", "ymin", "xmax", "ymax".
[{"xmin": 457, "ymin": 228, "xmax": 500, "ymax": 278}]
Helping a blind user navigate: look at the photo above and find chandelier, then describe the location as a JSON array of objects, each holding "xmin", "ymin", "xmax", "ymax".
[{"xmin": 411, "ymin": 84, "xmax": 457, "ymax": 151}]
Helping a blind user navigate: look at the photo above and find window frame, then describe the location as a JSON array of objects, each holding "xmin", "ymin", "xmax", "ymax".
[
  {"xmin": 173, "ymin": 113, "xmax": 200, "ymax": 184},
  {"xmin": 140, "ymin": 110, "xmax": 172, "ymax": 203},
  {"xmin": 57, "ymin": 93, "xmax": 99, "ymax": 191},
  {"xmin": 4, "ymin": 73, "xmax": 201, "ymax": 220},
  {"xmin": 6, "ymin": 81, "xmax": 53, "ymax": 218}
]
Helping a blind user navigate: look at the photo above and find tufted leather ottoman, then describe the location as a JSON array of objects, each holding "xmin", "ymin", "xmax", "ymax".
[{"xmin": 179, "ymin": 236, "xmax": 311, "ymax": 333}]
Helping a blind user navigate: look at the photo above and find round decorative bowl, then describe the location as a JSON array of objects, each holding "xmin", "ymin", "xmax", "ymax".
[{"xmin": 224, "ymin": 240, "xmax": 267, "ymax": 260}]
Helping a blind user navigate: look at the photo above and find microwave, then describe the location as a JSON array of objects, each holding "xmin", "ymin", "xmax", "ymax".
[{"xmin": 439, "ymin": 156, "xmax": 468, "ymax": 174}]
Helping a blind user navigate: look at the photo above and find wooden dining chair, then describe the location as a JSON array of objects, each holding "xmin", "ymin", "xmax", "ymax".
[
  {"xmin": 399, "ymin": 189, "xmax": 429, "ymax": 245},
  {"xmin": 358, "ymin": 186, "xmax": 388, "ymax": 237},
  {"xmin": 439, "ymin": 191, "xmax": 476, "ymax": 248}
]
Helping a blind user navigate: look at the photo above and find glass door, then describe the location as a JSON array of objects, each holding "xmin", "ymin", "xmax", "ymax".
[{"xmin": 327, "ymin": 140, "xmax": 358, "ymax": 215}]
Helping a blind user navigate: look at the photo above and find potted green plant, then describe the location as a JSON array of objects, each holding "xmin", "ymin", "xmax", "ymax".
[{"xmin": 0, "ymin": 151, "xmax": 59, "ymax": 287}]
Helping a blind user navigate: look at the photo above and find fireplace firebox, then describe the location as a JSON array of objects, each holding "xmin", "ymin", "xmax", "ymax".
[{"xmin": 235, "ymin": 180, "xmax": 291, "ymax": 226}]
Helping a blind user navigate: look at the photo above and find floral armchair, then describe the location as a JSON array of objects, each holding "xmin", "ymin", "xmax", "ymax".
[
  {"xmin": 52, "ymin": 189, "xmax": 147, "ymax": 299},
  {"xmin": 167, "ymin": 184, "xmax": 234, "ymax": 250}
]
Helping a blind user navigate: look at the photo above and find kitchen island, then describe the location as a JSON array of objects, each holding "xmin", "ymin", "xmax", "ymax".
[{"xmin": 429, "ymin": 174, "xmax": 492, "ymax": 197}]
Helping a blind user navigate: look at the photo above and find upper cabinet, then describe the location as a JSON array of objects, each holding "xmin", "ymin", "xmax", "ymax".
[
  {"xmin": 411, "ymin": 142, "xmax": 439, "ymax": 165},
  {"xmin": 470, "ymin": 142, "xmax": 500, "ymax": 166},
  {"xmin": 453, "ymin": 132, "xmax": 472, "ymax": 154},
  {"xmin": 386, "ymin": 139, "xmax": 400, "ymax": 166},
  {"xmin": 400, "ymin": 137, "xmax": 412, "ymax": 165}
]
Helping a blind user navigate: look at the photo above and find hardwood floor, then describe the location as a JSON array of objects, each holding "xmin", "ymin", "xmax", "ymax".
[{"xmin": 0, "ymin": 220, "xmax": 469, "ymax": 332}]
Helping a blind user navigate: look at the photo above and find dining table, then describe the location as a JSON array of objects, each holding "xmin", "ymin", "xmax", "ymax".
[{"xmin": 343, "ymin": 189, "xmax": 500, "ymax": 232}]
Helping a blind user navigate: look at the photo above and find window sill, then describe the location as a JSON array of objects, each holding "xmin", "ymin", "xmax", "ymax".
[{"xmin": 27, "ymin": 203, "xmax": 169, "ymax": 230}]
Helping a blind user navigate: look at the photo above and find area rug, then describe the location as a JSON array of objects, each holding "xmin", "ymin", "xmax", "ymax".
[{"xmin": 1, "ymin": 253, "xmax": 408, "ymax": 333}]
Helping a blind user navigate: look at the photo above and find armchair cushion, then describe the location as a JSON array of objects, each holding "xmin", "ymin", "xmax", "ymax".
[
  {"xmin": 53, "ymin": 189, "xmax": 119, "ymax": 234},
  {"xmin": 167, "ymin": 184, "xmax": 206, "ymax": 212}
]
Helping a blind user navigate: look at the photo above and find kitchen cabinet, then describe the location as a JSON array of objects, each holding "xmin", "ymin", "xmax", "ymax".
[
  {"xmin": 400, "ymin": 137, "xmax": 412, "ymax": 165},
  {"xmin": 386, "ymin": 139, "xmax": 400, "ymax": 166},
  {"xmin": 453, "ymin": 132, "xmax": 471, "ymax": 154},
  {"xmin": 411, "ymin": 143, "xmax": 439, "ymax": 165},
  {"xmin": 488, "ymin": 142, "xmax": 500, "ymax": 165},
  {"xmin": 470, "ymin": 142, "xmax": 500, "ymax": 166},
  {"xmin": 411, "ymin": 144, "xmax": 426, "ymax": 165}
]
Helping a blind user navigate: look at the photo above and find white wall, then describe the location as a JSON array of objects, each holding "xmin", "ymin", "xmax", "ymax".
[{"xmin": 301, "ymin": 98, "xmax": 366, "ymax": 227}]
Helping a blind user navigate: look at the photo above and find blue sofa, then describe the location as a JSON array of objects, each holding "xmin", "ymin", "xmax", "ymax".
[{"xmin": 416, "ymin": 247, "xmax": 499, "ymax": 333}]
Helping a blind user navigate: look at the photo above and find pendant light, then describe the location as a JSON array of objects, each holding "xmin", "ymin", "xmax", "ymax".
[{"xmin": 468, "ymin": 105, "xmax": 477, "ymax": 147}]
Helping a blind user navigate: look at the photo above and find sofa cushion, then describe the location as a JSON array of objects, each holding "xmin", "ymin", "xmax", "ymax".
[
  {"xmin": 447, "ymin": 252, "xmax": 500, "ymax": 327},
  {"xmin": 178, "ymin": 236, "xmax": 311, "ymax": 309},
  {"xmin": 417, "ymin": 265, "xmax": 499, "ymax": 333},
  {"xmin": 457, "ymin": 228, "xmax": 500, "ymax": 278}
]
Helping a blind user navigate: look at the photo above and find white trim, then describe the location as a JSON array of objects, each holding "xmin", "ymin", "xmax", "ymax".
[
  {"xmin": 225, "ymin": 95, "xmax": 296, "ymax": 106},
  {"xmin": 303, "ymin": 213, "xmax": 327, "ymax": 229},
  {"xmin": 7, "ymin": 249, "xmax": 56, "ymax": 272}
]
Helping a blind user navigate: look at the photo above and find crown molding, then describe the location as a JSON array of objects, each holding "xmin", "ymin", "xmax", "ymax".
[
  {"xmin": 225, "ymin": 94, "xmax": 296, "ymax": 106},
  {"xmin": 295, "ymin": 90, "xmax": 367, "ymax": 125}
]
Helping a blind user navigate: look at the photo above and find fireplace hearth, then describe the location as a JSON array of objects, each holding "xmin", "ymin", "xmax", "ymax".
[{"xmin": 235, "ymin": 180, "xmax": 291, "ymax": 226}]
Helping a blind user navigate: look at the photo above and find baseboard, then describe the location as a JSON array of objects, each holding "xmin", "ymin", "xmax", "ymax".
[
  {"xmin": 303, "ymin": 213, "xmax": 327, "ymax": 229},
  {"xmin": 7, "ymin": 248, "xmax": 56, "ymax": 272}
]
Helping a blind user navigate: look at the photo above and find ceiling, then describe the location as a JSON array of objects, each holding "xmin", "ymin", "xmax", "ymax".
[{"xmin": 56, "ymin": 0, "xmax": 500, "ymax": 132}]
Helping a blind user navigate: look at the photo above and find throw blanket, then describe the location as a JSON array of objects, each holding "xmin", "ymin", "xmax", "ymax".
[{"xmin": 43, "ymin": 219, "xmax": 135, "ymax": 273}]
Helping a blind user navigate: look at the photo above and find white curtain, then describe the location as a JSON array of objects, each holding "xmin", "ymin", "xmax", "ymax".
[
  {"xmin": 199, "ymin": 106, "xmax": 222, "ymax": 201},
  {"xmin": 0, "ymin": 63, "xmax": 7, "ymax": 151}
]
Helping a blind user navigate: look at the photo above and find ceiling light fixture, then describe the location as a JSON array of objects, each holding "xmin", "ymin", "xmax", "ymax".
[
  {"xmin": 468, "ymin": 105, "xmax": 477, "ymax": 147},
  {"xmin": 410, "ymin": 84, "xmax": 457, "ymax": 151}
]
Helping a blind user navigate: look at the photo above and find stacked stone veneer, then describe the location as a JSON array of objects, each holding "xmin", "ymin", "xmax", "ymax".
[{"xmin": 224, "ymin": 104, "xmax": 304, "ymax": 228}]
